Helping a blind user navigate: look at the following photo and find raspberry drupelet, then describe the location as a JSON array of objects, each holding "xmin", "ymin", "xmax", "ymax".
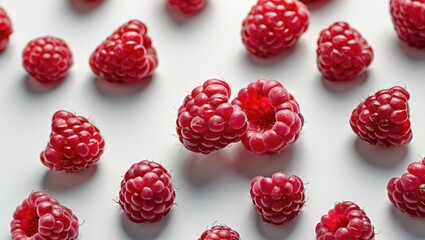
[
  {"xmin": 90, "ymin": 19, "xmax": 158, "ymax": 84},
  {"xmin": 0, "ymin": 6, "xmax": 12, "ymax": 52},
  {"xmin": 317, "ymin": 22, "xmax": 373, "ymax": 81},
  {"xmin": 199, "ymin": 225, "xmax": 241, "ymax": 240},
  {"xmin": 250, "ymin": 172, "xmax": 305, "ymax": 225},
  {"xmin": 387, "ymin": 157, "xmax": 425, "ymax": 217},
  {"xmin": 315, "ymin": 201, "xmax": 375, "ymax": 240},
  {"xmin": 241, "ymin": 0, "xmax": 309, "ymax": 58},
  {"xmin": 167, "ymin": 0, "xmax": 207, "ymax": 15},
  {"xmin": 390, "ymin": 0, "xmax": 425, "ymax": 48},
  {"xmin": 350, "ymin": 86, "xmax": 412, "ymax": 147},
  {"xmin": 176, "ymin": 79, "xmax": 248, "ymax": 154},
  {"xmin": 23, "ymin": 36, "xmax": 73, "ymax": 84},
  {"xmin": 40, "ymin": 110, "xmax": 105, "ymax": 173},
  {"xmin": 11, "ymin": 191, "xmax": 79, "ymax": 240},
  {"xmin": 232, "ymin": 79, "xmax": 303, "ymax": 154},
  {"xmin": 119, "ymin": 160, "xmax": 176, "ymax": 223}
]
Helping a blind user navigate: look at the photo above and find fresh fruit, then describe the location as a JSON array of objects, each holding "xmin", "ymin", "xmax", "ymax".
[
  {"xmin": 350, "ymin": 86, "xmax": 412, "ymax": 146},
  {"xmin": 0, "ymin": 6, "xmax": 12, "ymax": 52},
  {"xmin": 241, "ymin": 0, "xmax": 309, "ymax": 58},
  {"xmin": 119, "ymin": 160, "xmax": 176, "ymax": 223},
  {"xmin": 11, "ymin": 191, "xmax": 79, "ymax": 240},
  {"xmin": 89, "ymin": 19, "xmax": 158, "ymax": 84},
  {"xmin": 232, "ymin": 79, "xmax": 303, "ymax": 154},
  {"xmin": 315, "ymin": 201, "xmax": 375, "ymax": 240},
  {"xmin": 199, "ymin": 225, "xmax": 240, "ymax": 240},
  {"xmin": 40, "ymin": 110, "xmax": 105, "ymax": 172},
  {"xmin": 250, "ymin": 172, "xmax": 305, "ymax": 225},
  {"xmin": 167, "ymin": 0, "xmax": 207, "ymax": 15},
  {"xmin": 387, "ymin": 158, "xmax": 425, "ymax": 217},
  {"xmin": 176, "ymin": 79, "xmax": 248, "ymax": 154},
  {"xmin": 23, "ymin": 36, "xmax": 73, "ymax": 84},
  {"xmin": 317, "ymin": 22, "xmax": 373, "ymax": 81}
]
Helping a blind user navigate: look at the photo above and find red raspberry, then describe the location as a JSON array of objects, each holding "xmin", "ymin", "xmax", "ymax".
[
  {"xmin": 387, "ymin": 158, "xmax": 425, "ymax": 217},
  {"xmin": 11, "ymin": 191, "xmax": 79, "ymax": 240},
  {"xmin": 0, "ymin": 6, "xmax": 12, "ymax": 52},
  {"xmin": 89, "ymin": 20, "xmax": 158, "ymax": 84},
  {"xmin": 232, "ymin": 79, "xmax": 303, "ymax": 154},
  {"xmin": 40, "ymin": 110, "xmax": 105, "ymax": 173},
  {"xmin": 315, "ymin": 201, "xmax": 375, "ymax": 240},
  {"xmin": 241, "ymin": 0, "xmax": 309, "ymax": 58},
  {"xmin": 250, "ymin": 172, "xmax": 305, "ymax": 225},
  {"xmin": 317, "ymin": 22, "xmax": 373, "ymax": 81},
  {"xmin": 167, "ymin": 0, "xmax": 207, "ymax": 15},
  {"xmin": 22, "ymin": 36, "xmax": 73, "ymax": 84},
  {"xmin": 350, "ymin": 86, "xmax": 412, "ymax": 146},
  {"xmin": 199, "ymin": 225, "xmax": 240, "ymax": 240},
  {"xmin": 176, "ymin": 79, "xmax": 248, "ymax": 154},
  {"xmin": 119, "ymin": 160, "xmax": 176, "ymax": 223},
  {"xmin": 390, "ymin": 0, "xmax": 425, "ymax": 48}
]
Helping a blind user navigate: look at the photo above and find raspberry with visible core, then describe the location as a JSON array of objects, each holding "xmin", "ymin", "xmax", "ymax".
[
  {"xmin": 390, "ymin": 0, "xmax": 425, "ymax": 48},
  {"xmin": 119, "ymin": 160, "xmax": 176, "ymax": 223},
  {"xmin": 0, "ymin": 6, "xmax": 12, "ymax": 52},
  {"xmin": 199, "ymin": 225, "xmax": 240, "ymax": 240},
  {"xmin": 232, "ymin": 79, "xmax": 303, "ymax": 154},
  {"xmin": 40, "ymin": 110, "xmax": 105, "ymax": 173},
  {"xmin": 90, "ymin": 19, "xmax": 158, "ymax": 84},
  {"xmin": 11, "ymin": 191, "xmax": 79, "ymax": 240},
  {"xmin": 250, "ymin": 172, "xmax": 305, "ymax": 225},
  {"xmin": 241, "ymin": 0, "xmax": 309, "ymax": 58},
  {"xmin": 167, "ymin": 0, "xmax": 207, "ymax": 15},
  {"xmin": 387, "ymin": 158, "xmax": 425, "ymax": 217},
  {"xmin": 176, "ymin": 79, "xmax": 248, "ymax": 154},
  {"xmin": 350, "ymin": 86, "xmax": 412, "ymax": 146},
  {"xmin": 23, "ymin": 36, "xmax": 73, "ymax": 84},
  {"xmin": 317, "ymin": 22, "xmax": 373, "ymax": 81},
  {"xmin": 315, "ymin": 201, "xmax": 375, "ymax": 240}
]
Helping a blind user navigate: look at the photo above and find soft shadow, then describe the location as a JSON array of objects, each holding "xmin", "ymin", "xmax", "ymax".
[
  {"xmin": 320, "ymin": 71, "xmax": 369, "ymax": 94},
  {"xmin": 41, "ymin": 165, "xmax": 98, "ymax": 192},
  {"xmin": 306, "ymin": 0, "xmax": 334, "ymax": 11},
  {"xmin": 120, "ymin": 212, "xmax": 170, "ymax": 240},
  {"xmin": 242, "ymin": 43, "xmax": 301, "ymax": 67},
  {"xmin": 164, "ymin": 1, "xmax": 207, "ymax": 24},
  {"xmin": 231, "ymin": 145, "xmax": 295, "ymax": 179},
  {"xmin": 390, "ymin": 205, "xmax": 425, "ymax": 238},
  {"xmin": 395, "ymin": 39, "xmax": 425, "ymax": 62},
  {"xmin": 252, "ymin": 208, "xmax": 298, "ymax": 239},
  {"xmin": 68, "ymin": 0, "xmax": 105, "ymax": 13},
  {"xmin": 93, "ymin": 76, "xmax": 153, "ymax": 97},
  {"xmin": 23, "ymin": 75, "xmax": 65, "ymax": 94},
  {"xmin": 353, "ymin": 138, "xmax": 408, "ymax": 169}
]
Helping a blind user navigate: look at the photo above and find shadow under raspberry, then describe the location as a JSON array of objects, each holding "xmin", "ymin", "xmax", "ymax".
[
  {"xmin": 305, "ymin": 0, "xmax": 334, "ymax": 11},
  {"xmin": 119, "ymin": 211, "xmax": 171, "ymax": 240},
  {"xmin": 23, "ymin": 75, "xmax": 67, "ymax": 94},
  {"xmin": 251, "ymin": 207, "xmax": 299, "ymax": 239},
  {"xmin": 242, "ymin": 42, "xmax": 302, "ymax": 68},
  {"xmin": 92, "ymin": 76, "xmax": 153, "ymax": 97},
  {"xmin": 41, "ymin": 165, "xmax": 98, "ymax": 192},
  {"xmin": 68, "ymin": 0, "xmax": 105, "ymax": 13},
  {"xmin": 319, "ymin": 71, "xmax": 369, "ymax": 94},
  {"xmin": 393, "ymin": 38, "xmax": 425, "ymax": 62},
  {"xmin": 388, "ymin": 205, "xmax": 425, "ymax": 239}
]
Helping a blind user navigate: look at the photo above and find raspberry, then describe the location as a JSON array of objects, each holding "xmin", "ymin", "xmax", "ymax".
[
  {"xmin": 250, "ymin": 172, "xmax": 305, "ymax": 225},
  {"xmin": 315, "ymin": 201, "xmax": 375, "ymax": 240},
  {"xmin": 232, "ymin": 79, "xmax": 303, "ymax": 154},
  {"xmin": 40, "ymin": 110, "xmax": 105, "ymax": 173},
  {"xmin": 350, "ymin": 86, "xmax": 412, "ymax": 146},
  {"xmin": 0, "ymin": 6, "xmax": 12, "ymax": 52},
  {"xmin": 167, "ymin": 0, "xmax": 207, "ymax": 15},
  {"xmin": 387, "ymin": 158, "xmax": 425, "ymax": 217},
  {"xmin": 11, "ymin": 191, "xmax": 79, "ymax": 240},
  {"xmin": 317, "ymin": 22, "xmax": 373, "ymax": 81},
  {"xmin": 176, "ymin": 79, "xmax": 248, "ymax": 154},
  {"xmin": 22, "ymin": 36, "xmax": 73, "ymax": 84},
  {"xmin": 390, "ymin": 0, "xmax": 425, "ymax": 48},
  {"xmin": 199, "ymin": 225, "xmax": 240, "ymax": 240},
  {"xmin": 89, "ymin": 20, "xmax": 158, "ymax": 84},
  {"xmin": 241, "ymin": 0, "xmax": 309, "ymax": 58},
  {"xmin": 119, "ymin": 160, "xmax": 176, "ymax": 223}
]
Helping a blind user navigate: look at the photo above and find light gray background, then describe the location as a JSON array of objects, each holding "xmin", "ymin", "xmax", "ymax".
[{"xmin": 1, "ymin": 0, "xmax": 425, "ymax": 239}]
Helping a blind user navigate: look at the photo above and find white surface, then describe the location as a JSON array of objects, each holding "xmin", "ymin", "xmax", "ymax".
[{"xmin": 1, "ymin": 0, "xmax": 425, "ymax": 239}]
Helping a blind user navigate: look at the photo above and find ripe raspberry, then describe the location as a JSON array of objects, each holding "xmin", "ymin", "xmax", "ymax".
[
  {"xmin": 176, "ymin": 79, "xmax": 248, "ymax": 154},
  {"xmin": 315, "ymin": 201, "xmax": 375, "ymax": 240},
  {"xmin": 119, "ymin": 160, "xmax": 176, "ymax": 223},
  {"xmin": 232, "ymin": 79, "xmax": 303, "ymax": 154},
  {"xmin": 40, "ymin": 110, "xmax": 105, "ymax": 173},
  {"xmin": 11, "ymin": 191, "xmax": 79, "ymax": 240},
  {"xmin": 390, "ymin": 0, "xmax": 425, "ymax": 48},
  {"xmin": 22, "ymin": 37, "xmax": 73, "ymax": 84},
  {"xmin": 250, "ymin": 172, "xmax": 305, "ymax": 225},
  {"xmin": 241, "ymin": 0, "xmax": 309, "ymax": 58},
  {"xmin": 317, "ymin": 22, "xmax": 373, "ymax": 81},
  {"xmin": 387, "ymin": 158, "xmax": 425, "ymax": 217},
  {"xmin": 199, "ymin": 225, "xmax": 240, "ymax": 240},
  {"xmin": 350, "ymin": 86, "xmax": 412, "ymax": 146},
  {"xmin": 89, "ymin": 20, "xmax": 158, "ymax": 84},
  {"xmin": 0, "ymin": 7, "xmax": 12, "ymax": 52},
  {"xmin": 167, "ymin": 0, "xmax": 207, "ymax": 15}
]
